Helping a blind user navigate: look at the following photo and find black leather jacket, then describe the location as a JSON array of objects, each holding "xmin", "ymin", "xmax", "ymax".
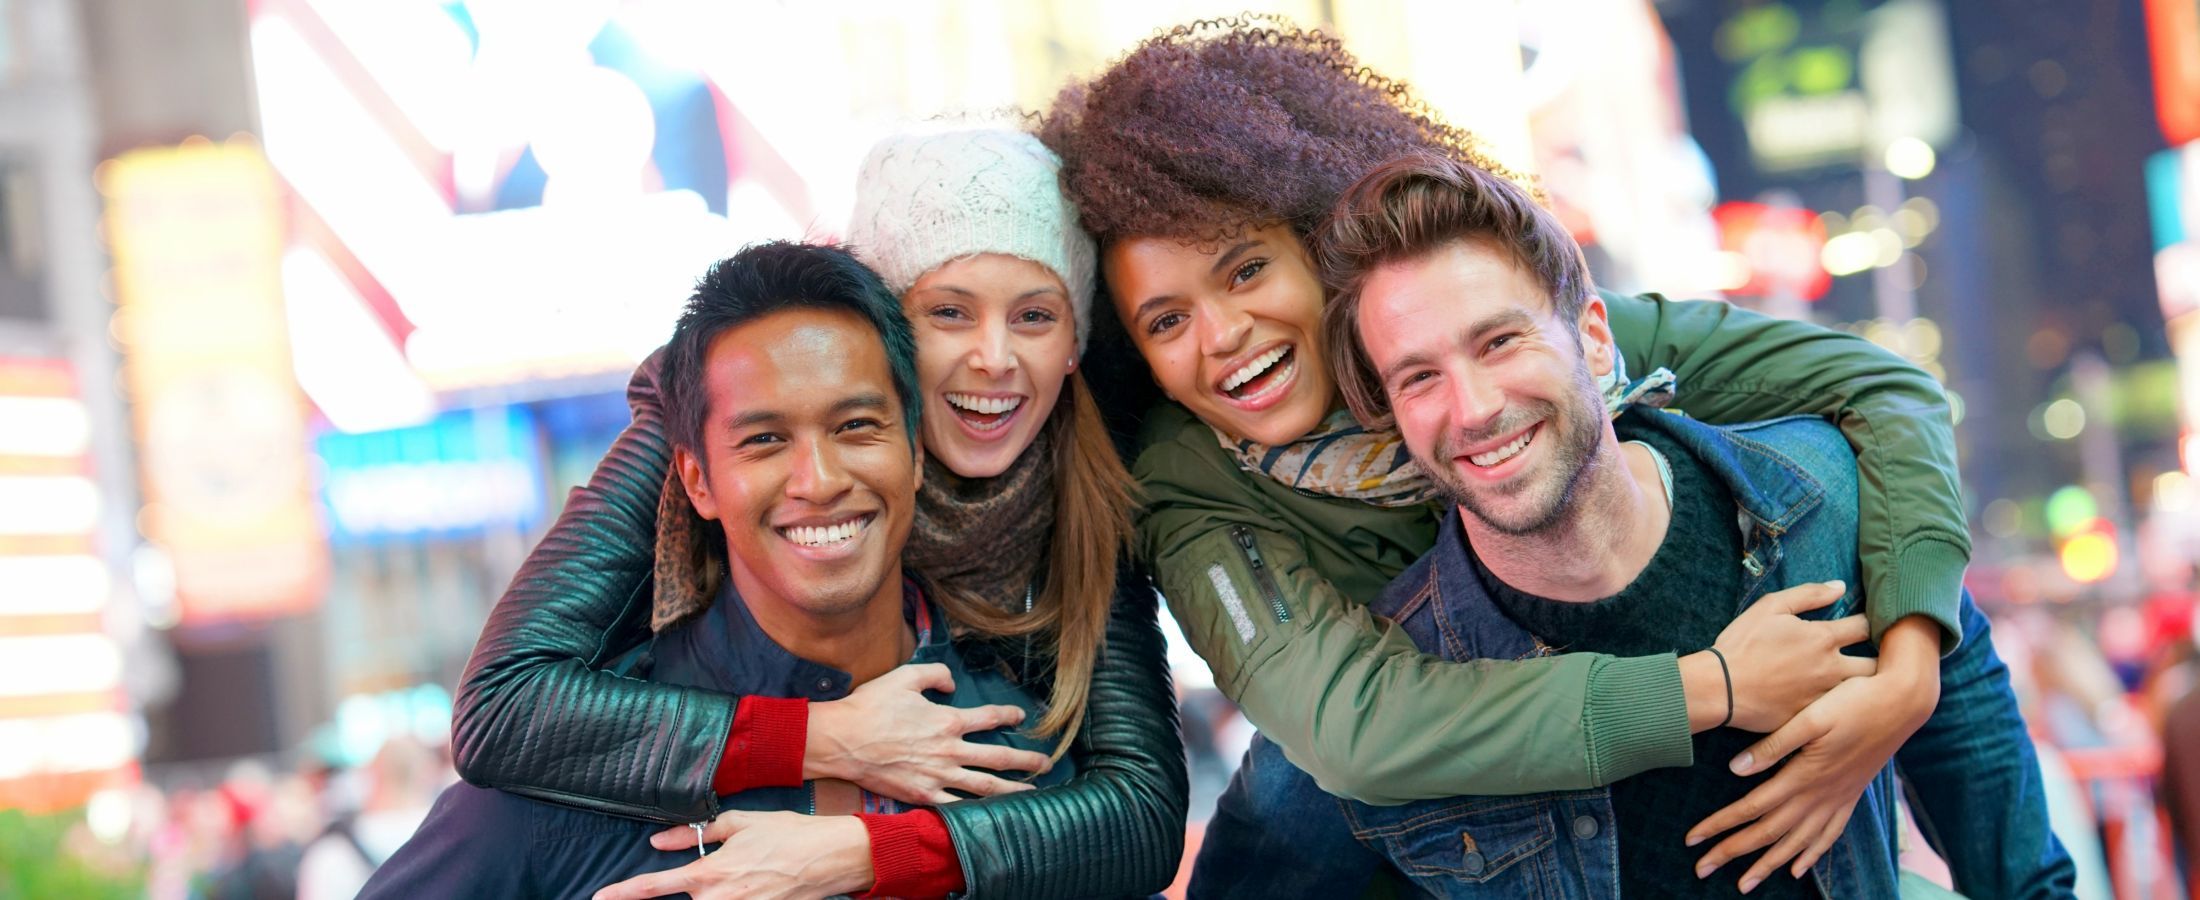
[{"xmin": 450, "ymin": 354, "xmax": 1188, "ymax": 898}]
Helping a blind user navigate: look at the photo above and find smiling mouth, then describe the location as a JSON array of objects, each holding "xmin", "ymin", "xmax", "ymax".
[
  {"xmin": 1465, "ymin": 425, "xmax": 1538, "ymax": 468},
  {"xmin": 1219, "ymin": 345, "xmax": 1296, "ymax": 401},
  {"xmin": 776, "ymin": 513, "xmax": 876, "ymax": 548},
  {"xmin": 944, "ymin": 393, "xmax": 1025, "ymax": 432}
]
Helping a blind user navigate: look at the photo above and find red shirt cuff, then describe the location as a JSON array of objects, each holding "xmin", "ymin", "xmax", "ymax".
[
  {"xmin": 712, "ymin": 696, "xmax": 809, "ymax": 795},
  {"xmin": 854, "ymin": 809, "xmax": 964, "ymax": 899}
]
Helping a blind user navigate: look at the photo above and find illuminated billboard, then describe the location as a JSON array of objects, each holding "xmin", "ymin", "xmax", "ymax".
[
  {"xmin": 1717, "ymin": 0, "xmax": 1958, "ymax": 173},
  {"xmin": 2148, "ymin": 0, "xmax": 2200, "ymax": 147},
  {"xmin": 248, "ymin": 0, "xmax": 831, "ymax": 429},
  {"xmin": 1713, "ymin": 201, "xmax": 1831, "ymax": 301},
  {"xmin": 100, "ymin": 141, "xmax": 330, "ymax": 624},
  {"xmin": 316, "ymin": 406, "xmax": 548, "ymax": 544},
  {"xmin": 0, "ymin": 356, "xmax": 135, "ymax": 812}
]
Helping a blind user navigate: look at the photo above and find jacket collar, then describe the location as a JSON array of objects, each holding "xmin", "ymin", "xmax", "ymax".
[
  {"xmin": 652, "ymin": 574, "xmax": 943, "ymax": 701},
  {"xmin": 652, "ymin": 468, "xmax": 720, "ymax": 632},
  {"xmin": 1398, "ymin": 407, "xmax": 1835, "ymax": 633},
  {"xmin": 1613, "ymin": 407, "xmax": 1826, "ymax": 537}
]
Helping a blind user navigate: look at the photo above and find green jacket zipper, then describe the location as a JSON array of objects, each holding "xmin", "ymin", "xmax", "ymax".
[{"xmin": 1231, "ymin": 526, "xmax": 1291, "ymax": 624}]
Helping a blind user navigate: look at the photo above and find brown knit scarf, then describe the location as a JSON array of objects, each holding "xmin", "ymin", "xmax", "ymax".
[{"xmin": 903, "ymin": 422, "xmax": 1056, "ymax": 619}]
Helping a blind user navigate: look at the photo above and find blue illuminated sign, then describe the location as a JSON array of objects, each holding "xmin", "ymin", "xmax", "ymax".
[{"xmin": 316, "ymin": 406, "xmax": 547, "ymax": 543}]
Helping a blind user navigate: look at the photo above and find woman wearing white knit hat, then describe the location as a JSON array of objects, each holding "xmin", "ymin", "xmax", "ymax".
[
  {"xmin": 848, "ymin": 126, "xmax": 1101, "ymax": 478},
  {"xmin": 442, "ymin": 124, "xmax": 1185, "ymax": 900}
]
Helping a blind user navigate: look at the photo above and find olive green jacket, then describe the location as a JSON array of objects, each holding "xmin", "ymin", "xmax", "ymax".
[{"xmin": 1139, "ymin": 290, "xmax": 1967, "ymax": 806}]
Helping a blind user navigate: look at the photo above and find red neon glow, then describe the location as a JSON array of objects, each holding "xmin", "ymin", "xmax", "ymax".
[
  {"xmin": 2148, "ymin": 0, "xmax": 2200, "ymax": 146},
  {"xmin": 1714, "ymin": 201, "xmax": 1832, "ymax": 301}
]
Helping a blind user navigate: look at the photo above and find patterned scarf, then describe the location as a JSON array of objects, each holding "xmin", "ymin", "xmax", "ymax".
[
  {"xmin": 902, "ymin": 422, "xmax": 1056, "ymax": 617},
  {"xmin": 1217, "ymin": 408, "xmax": 1434, "ymax": 507},
  {"xmin": 1219, "ymin": 356, "xmax": 1678, "ymax": 506}
]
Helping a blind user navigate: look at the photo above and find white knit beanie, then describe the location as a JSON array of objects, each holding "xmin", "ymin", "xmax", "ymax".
[{"xmin": 846, "ymin": 127, "xmax": 1098, "ymax": 354}]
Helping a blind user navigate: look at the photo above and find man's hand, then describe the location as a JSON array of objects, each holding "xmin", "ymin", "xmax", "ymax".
[
  {"xmin": 807, "ymin": 663, "xmax": 1051, "ymax": 805},
  {"xmin": 1685, "ymin": 616, "xmax": 1942, "ymax": 894},
  {"xmin": 1686, "ymin": 581, "xmax": 1876, "ymax": 732},
  {"xmin": 592, "ymin": 812, "xmax": 871, "ymax": 900}
]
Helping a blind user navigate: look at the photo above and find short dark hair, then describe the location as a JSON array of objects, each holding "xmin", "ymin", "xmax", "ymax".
[
  {"xmin": 660, "ymin": 241, "xmax": 920, "ymax": 457},
  {"xmin": 1317, "ymin": 151, "xmax": 1595, "ymax": 428}
]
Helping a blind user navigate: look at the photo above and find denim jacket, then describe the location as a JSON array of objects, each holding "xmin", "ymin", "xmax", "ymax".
[
  {"xmin": 1191, "ymin": 410, "xmax": 2073, "ymax": 900},
  {"xmin": 1350, "ymin": 410, "xmax": 1898, "ymax": 899}
]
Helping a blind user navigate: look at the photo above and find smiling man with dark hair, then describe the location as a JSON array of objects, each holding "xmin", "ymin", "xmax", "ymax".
[{"xmin": 360, "ymin": 242, "xmax": 1066, "ymax": 900}]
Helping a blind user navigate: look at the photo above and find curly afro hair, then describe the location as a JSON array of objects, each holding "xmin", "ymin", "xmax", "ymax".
[{"xmin": 1040, "ymin": 15, "xmax": 1538, "ymax": 249}]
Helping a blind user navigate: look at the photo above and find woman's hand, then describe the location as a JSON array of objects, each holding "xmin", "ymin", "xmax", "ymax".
[
  {"xmin": 591, "ymin": 812, "xmax": 870, "ymax": 900},
  {"xmin": 1685, "ymin": 616, "xmax": 1942, "ymax": 893},
  {"xmin": 807, "ymin": 663, "xmax": 1052, "ymax": 805},
  {"xmin": 1685, "ymin": 581, "xmax": 1876, "ymax": 733}
]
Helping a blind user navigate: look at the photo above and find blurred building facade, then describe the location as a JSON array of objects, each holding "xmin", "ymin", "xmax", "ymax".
[
  {"xmin": 0, "ymin": 0, "xmax": 152, "ymax": 813},
  {"xmin": 1658, "ymin": 0, "xmax": 2195, "ymax": 608}
]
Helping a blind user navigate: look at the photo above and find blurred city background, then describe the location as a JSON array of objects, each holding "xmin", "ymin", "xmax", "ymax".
[{"xmin": 0, "ymin": 0, "xmax": 2194, "ymax": 896}]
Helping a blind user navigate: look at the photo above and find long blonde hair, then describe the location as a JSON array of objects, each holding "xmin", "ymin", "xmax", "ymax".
[{"xmin": 922, "ymin": 371, "xmax": 1136, "ymax": 760}]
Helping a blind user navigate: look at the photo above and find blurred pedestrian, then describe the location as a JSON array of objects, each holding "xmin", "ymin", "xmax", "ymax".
[{"xmin": 295, "ymin": 738, "xmax": 441, "ymax": 900}]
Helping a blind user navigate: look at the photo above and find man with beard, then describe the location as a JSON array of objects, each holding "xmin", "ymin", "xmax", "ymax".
[{"xmin": 1220, "ymin": 151, "xmax": 2067, "ymax": 898}]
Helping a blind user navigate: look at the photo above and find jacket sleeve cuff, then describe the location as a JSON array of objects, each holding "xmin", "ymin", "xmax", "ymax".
[
  {"xmin": 1873, "ymin": 537, "xmax": 1967, "ymax": 655},
  {"xmin": 711, "ymin": 696, "xmax": 809, "ymax": 795},
  {"xmin": 854, "ymin": 809, "xmax": 964, "ymax": 900},
  {"xmin": 1583, "ymin": 653, "xmax": 1694, "ymax": 784}
]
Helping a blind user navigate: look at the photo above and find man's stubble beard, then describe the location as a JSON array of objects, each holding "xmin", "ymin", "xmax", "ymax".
[
  {"xmin": 787, "ymin": 565, "xmax": 891, "ymax": 619},
  {"xmin": 1427, "ymin": 364, "xmax": 1607, "ymax": 538}
]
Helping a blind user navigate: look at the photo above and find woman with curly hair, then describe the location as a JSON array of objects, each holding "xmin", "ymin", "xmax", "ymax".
[{"xmin": 1042, "ymin": 17, "xmax": 2066, "ymax": 900}]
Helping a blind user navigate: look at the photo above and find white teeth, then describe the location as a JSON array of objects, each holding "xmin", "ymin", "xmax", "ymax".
[
  {"xmin": 1222, "ymin": 347, "xmax": 1290, "ymax": 393},
  {"xmin": 1469, "ymin": 430, "xmax": 1534, "ymax": 467},
  {"xmin": 781, "ymin": 516, "xmax": 868, "ymax": 547},
  {"xmin": 945, "ymin": 393, "xmax": 1024, "ymax": 416}
]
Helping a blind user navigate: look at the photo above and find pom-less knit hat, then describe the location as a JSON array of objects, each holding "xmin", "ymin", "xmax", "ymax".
[{"xmin": 846, "ymin": 126, "xmax": 1098, "ymax": 354}]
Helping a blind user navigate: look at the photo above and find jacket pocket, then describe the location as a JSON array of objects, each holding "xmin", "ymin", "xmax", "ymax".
[
  {"xmin": 1154, "ymin": 525, "xmax": 1299, "ymax": 698},
  {"xmin": 1343, "ymin": 793, "xmax": 1565, "ymax": 895},
  {"xmin": 1229, "ymin": 525, "xmax": 1292, "ymax": 625}
]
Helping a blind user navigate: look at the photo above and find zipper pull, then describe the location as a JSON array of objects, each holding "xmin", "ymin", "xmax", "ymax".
[
  {"xmin": 1022, "ymin": 584, "xmax": 1034, "ymax": 668},
  {"xmin": 691, "ymin": 821, "xmax": 709, "ymax": 859},
  {"xmin": 1230, "ymin": 526, "xmax": 1292, "ymax": 624},
  {"xmin": 1235, "ymin": 528, "xmax": 1264, "ymax": 570}
]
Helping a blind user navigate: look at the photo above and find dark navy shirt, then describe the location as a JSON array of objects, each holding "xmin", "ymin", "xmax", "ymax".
[
  {"xmin": 1475, "ymin": 420, "xmax": 1811, "ymax": 898},
  {"xmin": 359, "ymin": 577, "xmax": 1070, "ymax": 899}
]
